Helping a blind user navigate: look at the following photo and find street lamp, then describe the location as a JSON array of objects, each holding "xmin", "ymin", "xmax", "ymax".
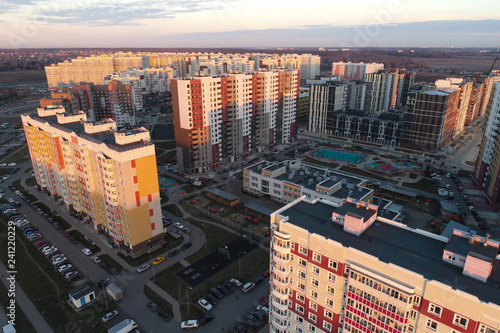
[
  {"xmin": 186, "ymin": 286, "xmax": 193, "ymax": 317},
  {"xmin": 103, "ymin": 278, "xmax": 110, "ymax": 311},
  {"xmin": 202, "ymin": 224, "xmax": 207, "ymax": 249},
  {"xmin": 148, "ymin": 249, "xmax": 155, "ymax": 279},
  {"xmin": 239, "ymin": 251, "xmax": 246, "ymax": 278}
]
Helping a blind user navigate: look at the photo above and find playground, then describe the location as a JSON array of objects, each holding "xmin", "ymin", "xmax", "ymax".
[
  {"xmin": 313, "ymin": 148, "xmax": 366, "ymax": 164},
  {"xmin": 158, "ymin": 177, "xmax": 180, "ymax": 189},
  {"xmin": 364, "ymin": 160, "xmax": 422, "ymax": 174}
]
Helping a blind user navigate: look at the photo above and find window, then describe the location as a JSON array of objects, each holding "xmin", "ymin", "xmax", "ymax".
[
  {"xmin": 310, "ymin": 290, "xmax": 318, "ymax": 299},
  {"xmin": 299, "ymin": 245, "xmax": 308, "ymax": 255},
  {"xmin": 407, "ymin": 324, "xmax": 414, "ymax": 333},
  {"xmin": 309, "ymin": 301, "xmax": 317, "ymax": 311},
  {"xmin": 296, "ymin": 293, "xmax": 305, "ymax": 303},
  {"xmin": 323, "ymin": 321, "xmax": 332, "ymax": 331},
  {"xmin": 328, "ymin": 272, "xmax": 336, "ymax": 283},
  {"xmin": 308, "ymin": 313, "xmax": 317, "ymax": 323},
  {"xmin": 410, "ymin": 310, "xmax": 417, "ymax": 319},
  {"xmin": 453, "ymin": 314, "xmax": 469, "ymax": 329},
  {"xmin": 298, "ymin": 270, "xmax": 306, "ymax": 279},
  {"xmin": 413, "ymin": 296, "xmax": 421, "ymax": 306},
  {"xmin": 324, "ymin": 310, "xmax": 333, "ymax": 320},
  {"xmin": 312, "ymin": 253, "xmax": 321, "ymax": 262},
  {"xmin": 296, "ymin": 304, "xmax": 304, "ymax": 314},
  {"xmin": 426, "ymin": 319, "xmax": 438, "ymax": 331},
  {"xmin": 311, "ymin": 265, "xmax": 320, "ymax": 275},
  {"xmin": 327, "ymin": 285, "xmax": 335, "ymax": 295},
  {"xmin": 428, "ymin": 303, "xmax": 442, "ymax": 317},
  {"xmin": 308, "ymin": 323, "xmax": 316, "ymax": 332},
  {"xmin": 295, "ymin": 326, "xmax": 303, "ymax": 333},
  {"xmin": 291, "ymin": 242, "xmax": 295, "ymax": 250},
  {"xmin": 311, "ymin": 278, "xmax": 319, "ymax": 287},
  {"xmin": 296, "ymin": 314, "xmax": 304, "ymax": 324},
  {"xmin": 478, "ymin": 324, "xmax": 497, "ymax": 333},
  {"xmin": 326, "ymin": 298, "xmax": 334, "ymax": 308},
  {"xmin": 299, "ymin": 258, "xmax": 307, "ymax": 267},
  {"xmin": 328, "ymin": 259, "xmax": 338, "ymax": 270},
  {"xmin": 297, "ymin": 282, "xmax": 305, "ymax": 291}
]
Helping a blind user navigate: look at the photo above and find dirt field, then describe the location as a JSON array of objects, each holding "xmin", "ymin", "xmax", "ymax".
[
  {"xmin": 412, "ymin": 57, "xmax": 499, "ymax": 72},
  {"xmin": 0, "ymin": 70, "xmax": 46, "ymax": 86}
]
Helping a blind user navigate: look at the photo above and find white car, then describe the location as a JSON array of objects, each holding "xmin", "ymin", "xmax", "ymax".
[
  {"xmin": 468, "ymin": 206, "xmax": 475, "ymax": 211},
  {"xmin": 58, "ymin": 264, "xmax": 72, "ymax": 273},
  {"xmin": 197, "ymin": 298, "xmax": 213, "ymax": 311},
  {"xmin": 52, "ymin": 257, "xmax": 67, "ymax": 265},
  {"xmin": 8, "ymin": 163, "xmax": 16, "ymax": 166},
  {"xmin": 256, "ymin": 305, "xmax": 269, "ymax": 314},
  {"xmin": 230, "ymin": 278, "xmax": 242, "ymax": 287},
  {"xmin": 136, "ymin": 264, "xmax": 151, "ymax": 273},
  {"xmin": 207, "ymin": 174, "xmax": 214, "ymax": 179},
  {"xmin": 180, "ymin": 320, "xmax": 199, "ymax": 329},
  {"xmin": 0, "ymin": 163, "xmax": 6, "ymax": 167},
  {"xmin": 101, "ymin": 310, "xmax": 119, "ymax": 323},
  {"xmin": 91, "ymin": 256, "xmax": 101, "ymax": 264},
  {"xmin": 7, "ymin": 198, "xmax": 15, "ymax": 203},
  {"xmin": 82, "ymin": 248, "xmax": 92, "ymax": 256},
  {"xmin": 174, "ymin": 222, "xmax": 184, "ymax": 229}
]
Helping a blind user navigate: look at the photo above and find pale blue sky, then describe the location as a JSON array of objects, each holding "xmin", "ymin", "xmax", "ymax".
[{"xmin": 0, "ymin": 0, "xmax": 499, "ymax": 48}]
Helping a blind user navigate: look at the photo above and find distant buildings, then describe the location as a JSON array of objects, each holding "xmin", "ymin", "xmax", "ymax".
[
  {"xmin": 269, "ymin": 196, "xmax": 500, "ymax": 333},
  {"xmin": 40, "ymin": 81, "xmax": 140, "ymax": 128},
  {"xmin": 22, "ymin": 106, "xmax": 163, "ymax": 256},
  {"xmin": 171, "ymin": 70, "xmax": 299, "ymax": 174},
  {"xmin": 331, "ymin": 62, "xmax": 384, "ymax": 80},
  {"xmin": 474, "ymin": 81, "xmax": 500, "ymax": 210},
  {"xmin": 297, "ymin": 88, "xmax": 310, "ymax": 125},
  {"xmin": 103, "ymin": 67, "xmax": 175, "ymax": 95}
]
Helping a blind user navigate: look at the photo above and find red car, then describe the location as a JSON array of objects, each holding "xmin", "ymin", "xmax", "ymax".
[
  {"xmin": 36, "ymin": 241, "xmax": 49, "ymax": 248},
  {"xmin": 63, "ymin": 232, "xmax": 71, "ymax": 238}
]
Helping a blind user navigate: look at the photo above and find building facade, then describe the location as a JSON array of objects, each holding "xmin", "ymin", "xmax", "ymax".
[
  {"xmin": 269, "ymin": 196, "xmax": 500, "ymax": 333},
  {"xmin": 332, "ymin": 62, "xmax": 384, "ymax": 80},
  {"xmin": 473, "ymin": 81, "xmax": 500, "ymax": 210},
  {"xmin": 21, "ymin": 106, "xmax": 163, "ymax": 255},
  {"xmin": 172, "ymin": 70, "xmax": 299, "ymax": 174}
]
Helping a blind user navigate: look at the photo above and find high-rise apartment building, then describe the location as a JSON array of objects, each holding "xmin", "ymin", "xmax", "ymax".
[
  {"xmin": 22, "ymin": 106, "xmax": 163, "ymax": 255},
  {"xmin": 365, "ymin": 71, "xmax": 396, "ymax": 115},
  {"xmin": 269, "ymin": 196, "xmax": 500, "ymax": 333},
  {"xmin": 172, "ymin": 70, "xmax": 299, "ymax": 174},
  {"xmin": 308, "ymin": 81, "xmax": 348, "ymax": 135},
  {"xmin": 473, "ymin": 81, "xmax": 500, "ymax": 210},
  {"xmin": 332, "ymin": 62, "xmax": 384, "ymax": 80},
  {"xmin": 401, "ymin": 87, "xmax": 459, "ymax": 152},
  {"xmin": 297, "ymin": 88, "xmax": 310, "ymax": 125},
  {"xmin": 45, "ymin": 53, "xmax": 149, "ymax": 88}
]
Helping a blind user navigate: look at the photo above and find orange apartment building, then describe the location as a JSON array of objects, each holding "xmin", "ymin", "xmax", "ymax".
[
  {"xmin": 21, "ymin": 105, "xmax": 163, "ymax": 256},
  {"xmin": 269, "ymin": 196, "xmax": 500, "ymax": 333},
  {"xmin": 171, "ymin": 70, "xmax": 299, "ymax": 174}
]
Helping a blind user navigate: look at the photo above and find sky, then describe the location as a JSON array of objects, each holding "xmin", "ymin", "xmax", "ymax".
[{"xmin": 1, "ymin": 0, "xmax": 500, "ymax": 48}]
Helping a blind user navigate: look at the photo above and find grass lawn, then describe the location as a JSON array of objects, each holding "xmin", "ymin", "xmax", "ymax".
[
  {"xmin": 339, "ymin": 166, "xmax": 398, "ymax": 183},
  {"xmin": 144, "ymin": 284, "xmax": 174, "ymax": 318},
  {"xmin": 99, "ymin": 254, "xmax": 127, "ymax": 272},
  {"xmin": 402, "ymin": 178, "xmax": 437, "ymax": 193},
  {"xmin": 165, "ymin": 204, "xmax": 183, "ymax": 217},
  {"xmin": 24, "ymin": 167, "xmax": 33, "ymax": 173},
  {"xmin": 0, "ymin": 215, "xmax": 111, "ymax": 333},
  {"xmin": 184, "ymin": 217, "xmax": 237, "ymax": 263},
  {"xmin": 12, "ymin": 179, "xmax": 38, "ymax": 202},
  {"xmin": 160, "ymin": 191, "xmax": 169, "ymax": 204},
  {"xmin": 117, "ymin": 234, "xmax": 185, "ymax": 267},
  {"xmin": 25, "ymin": 177, "xmax": 37, "ymax": 186},
  {"xmin": 0, "ymin": 271, "xmax": 37, "ymax": 333},
  {"xmin": 154, "ymin": 141, "xmax": 176, "ymax": 150},
  {"xmin": 69, "ymin": 230, "xmax": 102, "ymax": 254},
  {"xmin": 154, "ymin": 247, "xmax": 269, "ymax": 320},
  {"xmin": 0, "ymin": 168, "xmax": 14, "ymax": 176},
  {"xmin": 34, "ymin": 202, "xmax": 72, "ymax": 229},
  {"xmin": 3, "ymin": 146, "xmax": 30, "ymax": 164},
  {"xmin": 157, "ymin": 151, "xmax": 177, "ymax": 165}
]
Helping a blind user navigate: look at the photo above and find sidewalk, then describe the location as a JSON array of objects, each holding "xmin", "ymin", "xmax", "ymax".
[
  {"xmin": 0, "ymin": 262, "xmax": 54, "ymax": 333},
  {"xmin": 145, "ymin": 281, "xmax": 182, "ymax": 322}
]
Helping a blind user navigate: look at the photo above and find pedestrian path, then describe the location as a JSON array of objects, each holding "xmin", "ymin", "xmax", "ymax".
[{"xmin": 145, "ymin": 281, "xmax": 182, "ymax": 322}]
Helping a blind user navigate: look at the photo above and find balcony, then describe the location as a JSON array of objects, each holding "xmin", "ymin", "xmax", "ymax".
[
  {"xmin": 271, "ymin": 318, "xmax": 288, "ymax": 331},
  {"xmin": 273, "ymin": 266, "xmax": 289, "ymax": 279},
  {"xmin": 272, "ymin": 288, "xmax": 288, "ymax": 301},
  {"xmin": 273, "ymin": 243, "xmax": 290, "ymax": 254},
  {"xmin": 271, "ymin": 308, "xmax": 288, "ymax": 321},
  {"xmin": 272, "ymin": 277, "xmax": 288, "ymax": 290},
  {"xmin": 272, "ymin": 298, "xmax": 288, "ymax": 312}
]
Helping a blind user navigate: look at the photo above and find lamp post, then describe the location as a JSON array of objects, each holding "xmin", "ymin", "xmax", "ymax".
[
  {"xmin": 148, "ymin": 249, "xmax": 155, "ymax": 279},
  {"xmin": 186, "ymin": 286, "xmax": 193, "ymax": 317},
  {"xmin": 103, "ymin": 278, "xmax": 110, "ymax": 311},
  {"xmin": 239, "ymin": 251, "xmax": 246, "ymax": 278},
  {"xmin": 202, "ymin": 224, "xmax": 207, "ymax": 249}
]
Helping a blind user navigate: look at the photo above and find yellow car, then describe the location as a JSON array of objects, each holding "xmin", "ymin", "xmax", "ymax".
[{"xmin": 153, "ymin": 256, "xmax": 165, "ymax": 266}]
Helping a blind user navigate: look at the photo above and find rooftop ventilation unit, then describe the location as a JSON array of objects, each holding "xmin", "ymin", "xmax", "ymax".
[
  {"xmin": 308, "ymin": 178, "xmax": 314, "ymax": 185},
  {"xmin": 313, "ymin": 172, "xmax": 319, "ymax": 177},
  {"xmin": 358, "ymin": 187, "xmax": 363, "ymax": 192},
  {"xmin": 317, "ymin": 176, "xmax": 322, "ymax": 182},
  {"xmin": 289, "ymin": 173, "xmax": 294, "ymax": 180},
  {"xmin": 257, "ymin": 165, "xmax": 262, "ymax": 170},
  {"xmin": 300, "ymin": 171, "xmax": 304, "ymax": 175},
  {"xmin": 331, "ymin": 176, "xmax": 337, "ymax": 182},
  {"xmin": 342, "ymin": 179, "xmax": 347, "ymax": 184},
  {"xmin": 348, "ymin": 190, "xmax": 353, "ymax": 197}
]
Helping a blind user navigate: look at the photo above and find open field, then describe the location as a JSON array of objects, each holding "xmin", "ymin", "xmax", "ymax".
[
  {"xmin": 0, "ymin": 70, "xmax": 47, "ymax": 86},
  {"xmin": 413, "ymin": 57, "xmax": 499, "ymax": 72}
]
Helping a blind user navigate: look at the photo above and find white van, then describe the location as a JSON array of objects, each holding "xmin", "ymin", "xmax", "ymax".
[{"xmin": 242, "ymin": 282, "xmax": 255, "ymax": 293}]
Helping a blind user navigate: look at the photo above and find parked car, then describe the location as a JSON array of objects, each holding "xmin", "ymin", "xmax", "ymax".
[
  {"xmin": 153, "ymin": 256, "xmax": 165, "ymax": 265},
  {"xmin": 58, "ymin": 264, "xmax": 73, "ymax": 273},
  {"xmin": 223, "ymin": 282, "xmax": 235, "ymax": 292},
  {"xmin": 205, "ymin": 293, "xmax": 218, "ymax": 305},
  {"xmin": 197, "ymin": 298, "xmax": 213, "ymax": 311},
  {"xmin": 216, "ymin": 285, "xmax": 230, "ymax": 295},
  {"xmin": 230, "ymin": 278, "xmax": 242, "ymax": 287},
  {"xmin": 180, "ymin": 320, "xmax": 199, "ymax": 329},
  {"xmin": 147, "ymin": 301, "xmax": 159, "ymax": 312},
  {"xmin": 101, "ymin": 310, "xmax": 119, "ymax": 323},
  {"xmin": 157, "ymin": 308, "xmax": 171, "ymax": 322},
  {"xmin": 136, "ymin": 264, "xmax": 151, "ymax": 273},
  {"xmin": 82, "ymin": 248, "xmax": 92, "ymax": 256},
  {"xmin": 254, "ymin": 276, "xmax": 265, "ymax": 285},
  {"xmin": 180, "ymin": 242, "xmax": 192, "ymax": 251},
  {"xmin": 168, "ymin": 249, "xmax": 179, "ymax": 257},
  {"xmin": 90, "ymin": 256, "xmax": 101, "ymax": 264},
  {"xmin": 256, "ymin": 305, "xmax": 269, "ymax": 314},
  {"xmin": 174, "ymin": 222, "xmax": 184, "ymax": 229},
  {"xmin": 200, "ymin": 314, "xmax": 215, "ymax": 325},
  {"xmin": 210, "ymin": 287, "xmax": 224, "ymax": 299}
]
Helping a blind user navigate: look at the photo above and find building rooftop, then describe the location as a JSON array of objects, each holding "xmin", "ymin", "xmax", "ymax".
[
  {"xmin": 333, "ymin": 201, "xmax": 377, "ymax": 220},
  {"xmin": 244, "ymin": 202, "xmax": 275, "ymax": 216},
  {"xmin": 445, "ymin": 235, "xmax": 498, "ymax": 262},
  {"xmin": 26, "ymin": 113, "xmax": 151, "ymax": 153},
  {"xmin": 441, "ymin": 221, "xmax": 470, "ymax": 238},
  {"xmin": 441, "ymin": 201, "xmax": 461, "ymax": 214},
  {"xmin": 278, "ymin": 199, "xmax": 500, "ymax": 305},
  {"xmin": 206, "ymin": 188, "xmax": 239, "ymax": 201},
  {"xmin": 69, "ymin": 284, "xmax": 94, "ymax": 300}
]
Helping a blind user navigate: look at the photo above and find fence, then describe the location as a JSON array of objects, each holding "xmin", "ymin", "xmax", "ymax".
[{"xmin": 183, "ymin": 198, "xmax": 269, "ymax": 246}]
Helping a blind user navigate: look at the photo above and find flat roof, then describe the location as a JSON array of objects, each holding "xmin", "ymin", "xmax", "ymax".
[
  {"xmin": 441, "ymin": 221, "xmax": 469, "ymax": 238},
  {"xmin": 445, "ymin": 235, "xmax": 498, "ymax": 261},
  {"xmin": 441, "ymin": 201, "xmax": 461, "ymax": 214},
  {"xmin": 69, "ymin": 284, "xmax": 94, "ymax": 299},
  {"xmin": 379, "ymin": 184, "xmax": 417, "ymax": 197},
  {"xmin": 278, "ymin": 199, "xmax": 500, "ymax": 305},
  {"xmin": 333, "ymin": 201, "xmax": 377, "ymax": 221},
  {"xmin": 206, "ymin": 188, "xmax": 239, "ymax": 201},
  {"xmin": 26, "ymin": 114, "xmax": 151, "ymax": 152},
  {"xmin": 244, "ymin": 202, "xmax": 274, "ymax": 216}
]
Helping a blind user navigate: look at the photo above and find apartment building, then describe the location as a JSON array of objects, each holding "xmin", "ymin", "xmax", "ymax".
[
  {"xmin": 45, "ymin": 53, "xmax": 148, "ymax": 88},
  {"xmin": 297, "ymin": 88, "xmax": 310, "ymax": 125},
  {"xmin": 171, "ymin": 70, "xmax": 299, "ymax": 174},
  {"xmin": 251, "ymin": 54, "xmax": 320, "ymax": 80},
  {"xmin": 332, "ymin": 62, "xmax": 384, "ymax": 80},
  {"xmin": 21, "ymin": 106, "xmax": 163, "ymax": 255},
  {"xmin": 401, "ymin": 88, "xmax": 460, "ymax": 153},
  {"xmin": 473, "ymin": 81, "xmax": 500, "ymax": 210},
  {"xmin": 308, "ymin": 81, "xmax": 348, "ymax": 135},
  {"xmin": 269, "ymin": 196, "xmax": 500, "ymax": 333},
  {"xmin": 243, "ymin": 160, "xmax": 373, "ymax": 207},
  {"xmin": 365, "ymin": 71, "xmax": 396, "ymax": 115}
]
